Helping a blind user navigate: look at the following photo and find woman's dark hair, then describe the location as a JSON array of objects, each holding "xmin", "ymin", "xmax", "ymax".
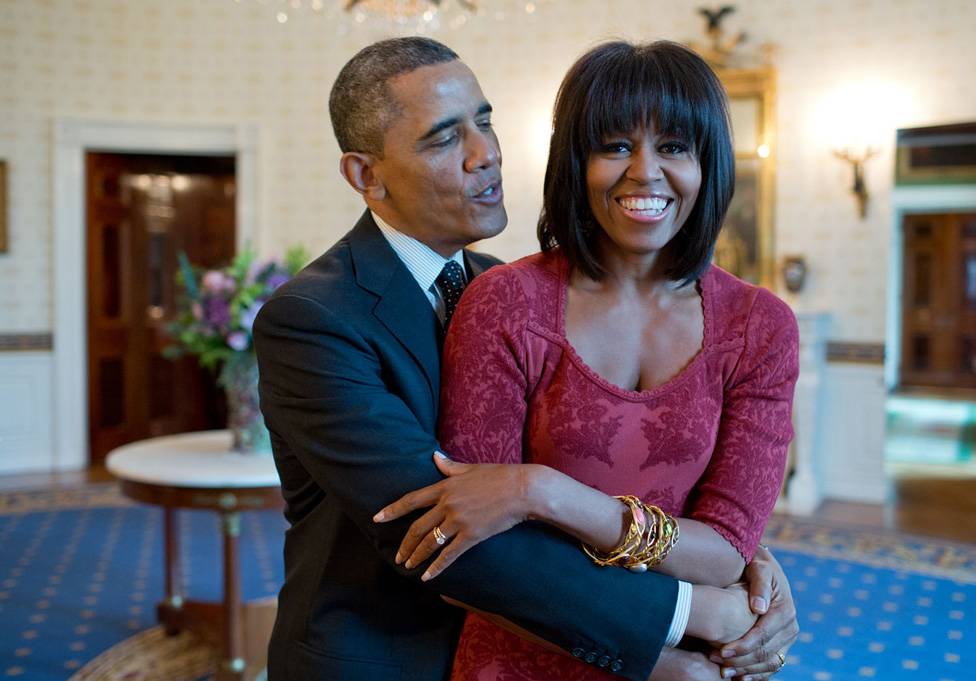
[{"xmin": 537, "ymin": 40, "xmax": 734, "ymax": 284}]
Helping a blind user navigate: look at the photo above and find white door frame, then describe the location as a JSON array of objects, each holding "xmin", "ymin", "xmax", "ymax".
[
  {"xmin": 886, "ymin": 184, "xmax": 976, "ymax": 390},
  {"xmin": 53, "ymin": 119, "xmax": 260, "ymax": 470}
]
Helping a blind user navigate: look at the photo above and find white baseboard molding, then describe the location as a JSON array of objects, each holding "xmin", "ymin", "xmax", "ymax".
[{"xmin": 821, "ymin": 476, "xmax": 889, "ymax": 504}]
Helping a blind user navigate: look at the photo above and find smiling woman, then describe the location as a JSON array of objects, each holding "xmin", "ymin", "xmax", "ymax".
[{"xmin": 379, "ymin": 40, "xmax": 801, "ymax": 681}]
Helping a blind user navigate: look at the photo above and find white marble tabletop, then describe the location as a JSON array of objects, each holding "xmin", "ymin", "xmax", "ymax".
[{"xmin": 106, "ymin": 430, "xmax": 281, "ymax": 488}]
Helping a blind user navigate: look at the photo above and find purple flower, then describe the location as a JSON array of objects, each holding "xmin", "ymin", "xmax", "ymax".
[
  {"xmin": 227, "ymin": 331, "xmax": 249, "ymax": 351},
  {"xmin": 203, "ymin": 270, "xmax": 236, "ymax": 294},
  {"xmin": 202, "ymin": 270, "xmax": 226, "ymax": 293},
  {"xmin": 204, "ymin": 296, "xmax": 232, "ymax": 328},
  {"xmin": 267, "ymin": 272, "xmax": 289, "ymax": 291}
]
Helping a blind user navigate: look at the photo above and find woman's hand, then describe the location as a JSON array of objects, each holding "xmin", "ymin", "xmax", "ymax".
[
  {"xmin": 710, "ymin": 545, "xmax": 798, "ymax": 678},
  {"xmin": 373, "ymin": 452, "xmax": 536, "ymax": 581}
]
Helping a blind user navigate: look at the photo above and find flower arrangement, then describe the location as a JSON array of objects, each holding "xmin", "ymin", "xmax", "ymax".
[
  {"xmin": 166, "ymin": 244, "xmax": 307, "ymax": 452},
  {"xmin": 167, "ymin": 245, "xmax": 307, "ymax": 368}
]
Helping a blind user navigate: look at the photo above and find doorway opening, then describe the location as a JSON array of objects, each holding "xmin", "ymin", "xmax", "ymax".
[
  {"xmin": 886, "ymin": 211, "xmax": 976, "ymax": 471},
  {"xmin": 86, "ymin": 152, "xmax": 236, "ymax": 463}
]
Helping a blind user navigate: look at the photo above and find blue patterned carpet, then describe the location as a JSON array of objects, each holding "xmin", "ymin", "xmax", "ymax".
[
  {"xmin": 0, "ymin": 487, "xmax": 283, "ymax": 680},
  {"xmin": 0, "ymin": 486, "xmax": 973, "ymax": 681},
  {"xmin": 762, "ymin": 515, "xmax": 974, "ymax": 680}
]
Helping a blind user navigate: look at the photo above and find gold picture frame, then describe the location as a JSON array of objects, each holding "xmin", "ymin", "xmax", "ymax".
[
  {"xmin": 712, "ymin": 67, "xmax": 776, "ymax": 288},
  {"xmin": 0, "ymin": 161, "xmax": 7, "ymax": 253}
]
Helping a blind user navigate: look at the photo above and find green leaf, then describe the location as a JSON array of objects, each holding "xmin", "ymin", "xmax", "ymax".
[
  {"xmin": 177, "ymin": 252, "xmax": 199, "ymax": 299},
  {"xmin": 284, "ymin": 245, "xmax": 310, "ymax": 275}
]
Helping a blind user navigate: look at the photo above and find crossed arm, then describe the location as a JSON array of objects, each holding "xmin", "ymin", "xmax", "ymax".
[{"xmin": 378, "ymin": 455, "xmax": 798, "ymax": 679}]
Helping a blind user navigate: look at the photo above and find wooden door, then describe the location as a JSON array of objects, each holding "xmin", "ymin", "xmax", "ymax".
[
  {"xmin": 86, "ymin": 152, "xmax": 236, "ymax": 463},
  {"xmin": 900, "ymin": 212, "xmax": 976, "ymax": 391}
]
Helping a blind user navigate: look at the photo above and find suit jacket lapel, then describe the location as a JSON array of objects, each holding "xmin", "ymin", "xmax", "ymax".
[{"xmin": 348, "ymin": 212, "xmax": 441, "ymax": 404}]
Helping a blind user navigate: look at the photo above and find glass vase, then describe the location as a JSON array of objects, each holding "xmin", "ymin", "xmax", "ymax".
[{"xmin": 218, "ymin": 352, "xmax": 271, "ymax": 454}]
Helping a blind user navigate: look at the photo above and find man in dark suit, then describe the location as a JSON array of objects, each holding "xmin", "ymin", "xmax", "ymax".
[{"xmin": 255, "ymin": 37, "xmax": 797, "ymax": 681}]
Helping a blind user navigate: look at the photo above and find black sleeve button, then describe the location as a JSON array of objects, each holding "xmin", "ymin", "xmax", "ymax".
[
  {"xmin": 584, "ymin": 651, "xmax": 597, "ymax": 664},
  {"xmin": 571, "ymin": 648, "xmax": 584, "ymax": 658},
  {"xmin": 597, "ymin": 655, "xmax": 610, "ymax": 668},
  {"xmin": 611, "ymin": 659, "xmax": 624, "ymax": 672}
]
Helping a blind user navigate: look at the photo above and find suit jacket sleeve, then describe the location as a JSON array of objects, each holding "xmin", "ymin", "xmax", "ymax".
[{"xmin": 255, "ymin": 291, "xmax": 678, "ymax": 681}]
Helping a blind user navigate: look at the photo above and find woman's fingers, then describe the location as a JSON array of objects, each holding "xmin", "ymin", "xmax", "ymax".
[
  {"xmin": 396, "ymin": 507, "xmax": 444, "ymax": 566},
  {"xmin": 374, "ymin": 452, "xmax": 470, "ymax": 523},
  {"xmin": 373, "ymin": 482, "xmax": 442, "ymax": 523},
  {"xmin": 712, "ymin": 615, "xmax": 798, "ymax": 668},
  {"xmin": 718, "ymin": 565, "xmax": 797, "ymax": 661},
  {"xmin": 433, "ymin": 451, "xmax": 471, "ymax": 475},
  {"xmin": 716, "ymin": 650, "xmax": 788, "ymax": 679},
  {"xmin": 420, "ymin": 532, "xmax": 475, "ymax": 581}
]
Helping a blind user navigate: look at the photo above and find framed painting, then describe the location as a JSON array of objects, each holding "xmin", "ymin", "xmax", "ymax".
[{"xmin": 712, "ymin": 67, "xmax": 776, "ymax": 287}]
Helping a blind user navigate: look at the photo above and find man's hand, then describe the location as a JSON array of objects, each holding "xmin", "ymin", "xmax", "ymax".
[{"xmin": 710, "ymin": 545, "xmax": 798, "ymax": 679}]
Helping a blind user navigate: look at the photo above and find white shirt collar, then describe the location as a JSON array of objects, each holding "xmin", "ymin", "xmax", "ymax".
[{"xmin": 372, "ymin": 211, "xmax": 466, "ymax": 297}]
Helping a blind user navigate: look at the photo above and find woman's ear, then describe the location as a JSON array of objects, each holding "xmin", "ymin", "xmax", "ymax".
[{"xmin": 339, "ymin": 152, "xmax": 386, "ymax": 201}]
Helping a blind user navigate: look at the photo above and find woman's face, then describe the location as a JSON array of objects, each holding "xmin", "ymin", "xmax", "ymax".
[{"xmin": 585, "ymin": 122, "xmax": 701, "ymax": 260}]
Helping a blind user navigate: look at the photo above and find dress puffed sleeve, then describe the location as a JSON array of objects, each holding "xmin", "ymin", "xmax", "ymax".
[
  {"xmin": 688, "ymin": 288, "xmax": 800, "ymax": 561},
  {"xmin": 438, "ymin": 266, "xmax": 530, "ymax": 465}
]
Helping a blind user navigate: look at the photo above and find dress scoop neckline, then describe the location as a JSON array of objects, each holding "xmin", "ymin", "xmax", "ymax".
[{"xmin": 553, "ymin": 254, "xmax": 713, "ymax": 402}]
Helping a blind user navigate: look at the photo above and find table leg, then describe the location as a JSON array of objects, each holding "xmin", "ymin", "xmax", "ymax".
[
  {"xmin": 218, "ymin": 510, "xmax": 245, "ymax": 681},
  {"xmin": 162, "ymin": 507, "xmax": 184, "ymax": 634}
]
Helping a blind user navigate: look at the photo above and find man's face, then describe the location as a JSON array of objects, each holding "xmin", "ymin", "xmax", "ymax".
[{"xmin": 370, "ymin": 60, "xmax": 506, "ymax": 256}]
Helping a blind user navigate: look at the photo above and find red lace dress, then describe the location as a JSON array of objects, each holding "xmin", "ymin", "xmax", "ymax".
[{"xmin": 438, "ymin": 250, "xmax": 799, "ymax": 681}]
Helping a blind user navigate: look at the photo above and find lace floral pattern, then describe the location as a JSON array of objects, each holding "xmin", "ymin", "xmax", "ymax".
[{"xmin": 440, "ymin": 251, "xmax": 799, "ymax": 681}]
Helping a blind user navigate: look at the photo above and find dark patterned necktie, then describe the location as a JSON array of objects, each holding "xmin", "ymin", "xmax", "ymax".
[{"xmin": 435, "ymin": 260, "xmax": 466, "ymax": 327}]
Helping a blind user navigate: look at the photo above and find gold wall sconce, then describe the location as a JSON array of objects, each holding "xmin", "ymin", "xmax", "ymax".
[{"xmin": 833, "ymin": 147, "xmax": 879, "ymax": 218}]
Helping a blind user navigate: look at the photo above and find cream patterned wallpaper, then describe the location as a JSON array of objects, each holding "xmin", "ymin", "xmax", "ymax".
[{"xmin": 1, "ymin": 0, "xmax": 975, "ymax": 341}]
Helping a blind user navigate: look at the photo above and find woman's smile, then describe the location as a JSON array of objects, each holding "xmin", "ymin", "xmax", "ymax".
[
  {"xmin": 614, "ymin": 194, "xmax": 674, "ymax": 222},
  {"xmin": 586, "ymin": 123, "xmax": 702, "ymax": 258}
]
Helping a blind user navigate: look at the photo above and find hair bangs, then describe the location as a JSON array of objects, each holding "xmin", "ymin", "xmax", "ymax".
[{"xmin": 577, "ymin": 45, "xmax": 712, "ymax": 155}]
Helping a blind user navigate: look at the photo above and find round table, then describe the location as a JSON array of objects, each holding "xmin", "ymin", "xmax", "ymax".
[{"xmin": 106, "ymin": 430, "xmax": 283, "ymax": 681}]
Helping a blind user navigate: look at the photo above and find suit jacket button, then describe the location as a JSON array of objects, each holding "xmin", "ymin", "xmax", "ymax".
[
  {"xmin": 584, "ymin": 652, "xmax": 597, "ymax": 664},
  {"xmin": 611, "ymin": 659, "xmax": 624, "ymax": 672},
  {"xmin": 597, "ymin": 655, "xmax": 610, "ymax": 668},
  {"xmin": 572, "ymin": 648, "xmax": 584, "ymax": 658}
]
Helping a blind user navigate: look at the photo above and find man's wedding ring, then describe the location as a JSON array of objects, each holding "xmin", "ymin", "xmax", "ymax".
[
  {"xmin": 433, "ymin": 526, "xmax": 447, "ymax": 546},
  {"xmin": 775, "ymin": 651, "xmax": 786, "ymax": 670}
]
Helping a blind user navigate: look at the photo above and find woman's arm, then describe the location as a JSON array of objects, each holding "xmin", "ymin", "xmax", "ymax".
[
  {"xmin": 377, "ymin": 449, "xmax": 743, "ymax": 586},
  {"xmin": 526, "ymin": 464, "xmax": 745, "ymax": 586},
  {"xmin": 672, "ymin": 291, "xmax": 798, "ymax": 570}
]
